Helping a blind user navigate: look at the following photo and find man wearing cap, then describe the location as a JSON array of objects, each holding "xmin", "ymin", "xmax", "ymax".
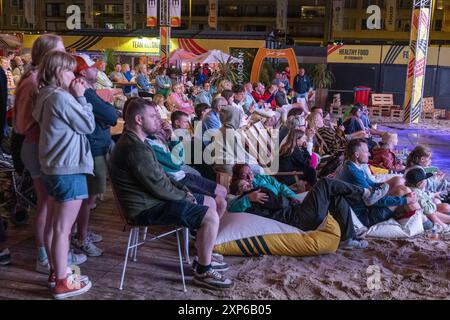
[{"xmin": 71, "ymin": 54, "xmax": 119, "ymax": 257}]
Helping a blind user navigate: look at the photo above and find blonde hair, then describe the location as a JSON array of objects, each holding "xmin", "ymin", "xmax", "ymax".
[
  {"xmin": 306, "ymin": 112, "xmax": 323, "ymax": 130},
  {"xmin": 381, "ymin": 132, "xmax": 397, "ymax": 145},
  {"xmin": 137, "ymin": 64, "xmax": 147, "ymax": 74},
  {"xmin": 153, "ymin": 93, "xmax": 165, "ymax": 105},
  {"xmin": 38, "ymin": 51, "xmax": 76, "ymax": 89},
  {"xmin": 218, "ymin": 80, "xmax": 232, "ymax": 92},
  {"xmin": 31, "ymin": 34, "xmax": 63, "ymax": 66}
]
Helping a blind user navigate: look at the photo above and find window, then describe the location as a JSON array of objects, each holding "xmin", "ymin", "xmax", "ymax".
[
  {"xmin": 192, "ymin": 5, "xmax": 206, "ymax": 16},
  {"xmin": 105, "ymin": 23, "xmax": 125, "ymax": 29},
  {"xmin": 435, "ymin": 20, "xmax": 442, "ymax": 32},
  {"xmin": 134, "ymin": 2, "xmax": 144, "ymax": 14},
  {"xmin": 287, "ymin": 6, "xmax": 300, "ymax": 18},
  {"xmin": 244, "ymin": 25, "xmax": 267, "ymax": 32},
  {"xmin": 362, "ymin": 0, "xmax": 385, "ymax": 9},
  {"xmin": 345, "ymin": 0, "xmax": 358, "ymax": 9},
  {"xmin": 398, "ymin": 0, "xmax": 413, "ymax": 9},
  {"xmin": 104, "ymin": 4, "xmax": 123, "ymax": 16},
  {"xmin": 134, "ymin": 22, "xmax": 144, "ymax": 29},
  {"xmin": 257, "ymin": 6, "xmax": 274, "ymax": 17},
  {"xmin": 220, "ymin": 5, "xmax": 240, "ymax": 17},
  {"xmin": 301, "ymin": 6, "xmax": 325, "ymax": 18},
  {"xmin": 343, "ymin": 18, "xmax": 356, "ymax": 30},
  {"xmin": 46, "ymin": 3, "xmax": 65, "ymax": 17},
  {"xmin": 46, "ymin": 21, "xmax": 67, "ymax": 31},
  {"xmin": 244, "ymin": 5, "xmax": 257, "ymax": 16}
]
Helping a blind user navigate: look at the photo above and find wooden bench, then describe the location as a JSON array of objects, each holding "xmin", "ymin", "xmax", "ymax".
[
  {"xmin": 422, "ymin": 97, "xmax": 445, "ymax": 120},
  {"xmin": 370, "ymin": 93, "xmax": 399, "ymax": 118}
]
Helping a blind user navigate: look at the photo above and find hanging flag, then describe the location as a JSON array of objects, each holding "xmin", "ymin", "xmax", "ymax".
[
  {"xmin": 124, "ymin": 0, "xmax": 133, "ymax": 29},
  {"xmin": 24, "ymin": 0, "xmax": 36, "ymax": 25},
  {"xmin": 385, "ymin": 0, "xmax": 397, "ymax": 31},
  {"xmin": 333, "ymin": 0, "xmax": 344, "ymax": 32},
  {"xmin": 147, "ymin": 0, "xmax": 157, "ymax": 27},
  {"xmin": 208, "ymin": 0, "xmax": 218, "ymax": 29},
  {"xmin": 276, "ymin": 0, "xmax": 288, "ymax": 32},
  {"xmin": 85, "ymin": 0, "xmax": 94, "ymax": 28},
  {"xmin": 443, "ymin": 5, "xmax": 450, "ymax": 32},
  {"xmin": 170, "ymin": 0, "xmax": 181, "ymax": 27}
]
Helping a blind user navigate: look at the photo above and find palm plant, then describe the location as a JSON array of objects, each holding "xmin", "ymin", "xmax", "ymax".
[
  {"xmin": 309, "ymin": 64, "xmax": 335, "ymax": 108},
  {"xmin": 209, "ymin": 56, "xmax": 247, "ymax": 87},
  {"xmin": 309, "ymin": 64, "xmax": 334, "ymax": 89}
]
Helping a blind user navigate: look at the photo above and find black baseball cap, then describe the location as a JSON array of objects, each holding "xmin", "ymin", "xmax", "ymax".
[{"xmin": 405, "ymin": 168, "xmax": 433, "ymax": 186}]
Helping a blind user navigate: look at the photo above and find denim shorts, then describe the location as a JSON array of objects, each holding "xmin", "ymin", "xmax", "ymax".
[
  {"xmin": 21, "ymin": 142, "xmax": 42, "ymax": 179},
  {"xmin": 42, "ymin": 174, "xmax": 88, "ymax": 202}
]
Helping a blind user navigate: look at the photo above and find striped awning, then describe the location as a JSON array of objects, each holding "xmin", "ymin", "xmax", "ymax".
[
  {"xmin": 0, "ymin": 34, "xmax": 21, "ymax": 49},
  {"xmin": 66, "ymin": 36, "xmax": 103, "ymax": 51}
]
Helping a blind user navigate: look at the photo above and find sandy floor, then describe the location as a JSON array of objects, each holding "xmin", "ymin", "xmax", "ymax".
[{"xmin": 199, "ymin": 232, "xmax": 450, "ymax": 300}]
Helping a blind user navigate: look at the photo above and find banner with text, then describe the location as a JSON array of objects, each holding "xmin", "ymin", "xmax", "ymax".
[
  {"xmin": 170, "ymin": 0, "xmax": 182, "ymax": 27},
  {"xmin": 327, "ymin": 45, "xmax": 381, "ymax": 64},
  {"xmin": 24, "ymin": 0, "xmax": 36, "ymax": 25},
  {"xmin": 276, "ymin": 0, "xmax": 288, "ymax": 32},
  {"xmin": 332, "ymin": 0, "xmax": 344, "ymax": 32},
  {"xmin": 124, "ymin": 0, "xmax": 132, "ymax": 28},
  {"xmin": 208, "ymin": 0, "xmax": 218, "ymax": 29},
  {"xmin": 385, "ymin": 0, "xmax": 397, "ymax": 31},
  {"xmin": 147, "ymin": 0, "xmax": 158, "ymax": 27}
]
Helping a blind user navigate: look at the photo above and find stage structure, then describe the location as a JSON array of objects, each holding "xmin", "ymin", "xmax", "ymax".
[{"xmin": 403, "ymin": 0, "xmax": 434, "ymax": 124}]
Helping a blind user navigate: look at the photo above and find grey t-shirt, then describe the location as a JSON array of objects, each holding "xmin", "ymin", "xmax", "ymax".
[{"xmin": 109, "ymin": 71, "xmax": 126, "ymax": 82}]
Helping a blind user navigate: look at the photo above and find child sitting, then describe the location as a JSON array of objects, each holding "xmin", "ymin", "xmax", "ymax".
[
  {"xmin": 370, "ymin": 132, "xmax": 405, "ymax": 173},
  {"xmin": 405, "ymin": 167, "xmax": 450, "ymax": 233},
  {"xmin": 405, "ymin": 145, "xmax": 448, "ymax": 194}
]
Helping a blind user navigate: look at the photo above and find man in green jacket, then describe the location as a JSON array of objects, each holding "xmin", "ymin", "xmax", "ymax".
[{"xmin": 110, "ymin": 98, "xmax": 233, "ymax": 290}]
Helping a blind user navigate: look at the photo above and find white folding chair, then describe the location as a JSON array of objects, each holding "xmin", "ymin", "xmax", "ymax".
[{"xmin": 109, "ymin": 176, "xmax": 190, "ymax": 292}]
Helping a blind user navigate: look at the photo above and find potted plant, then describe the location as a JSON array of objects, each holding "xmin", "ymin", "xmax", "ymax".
[{"xmin": 309, "ymin": 64, "xmax": 334, "ymax": 108}]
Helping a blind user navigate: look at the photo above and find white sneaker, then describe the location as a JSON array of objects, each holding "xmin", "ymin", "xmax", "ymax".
[
  {"xmin": 87, "ymin": 231, "xmax": 103, "ymax": 243},
  {"xmin": 73, "ymin": 239, "xmax": 103, "ymax": 257},
  {"xmin": 193, "ymin": 269, "xmax": 233, "ymax": 290},
  {"xmin": 67, "ymin": 249, "xmax": 88, "ymax": 265},
  {"xmin": 192, "ymin": 256, "xmax": 229, "ymax": 272},
  {"xmin": 35, "ymin": 258, "xmax": 50, "ymax": 274}
]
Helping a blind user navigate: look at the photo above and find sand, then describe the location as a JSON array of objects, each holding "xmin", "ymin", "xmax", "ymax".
[{"xmin": 198, "ymin": 233, "xmax": 450, "ymax": 300}]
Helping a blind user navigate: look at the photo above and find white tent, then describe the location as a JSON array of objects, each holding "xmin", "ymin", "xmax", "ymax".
[{"xmin": 187, "ymin": 49, "xmax": 242, "ymax": 64}]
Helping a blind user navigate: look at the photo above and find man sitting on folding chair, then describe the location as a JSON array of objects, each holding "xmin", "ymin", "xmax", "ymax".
[{"xmin": 109, "ymin": 98, "xmax": 233, "ymax": 290}]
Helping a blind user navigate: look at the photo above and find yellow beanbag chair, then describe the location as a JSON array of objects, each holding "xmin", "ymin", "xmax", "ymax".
[{"xmin": 213, "ymin": 212, "xmax": 340, "ymax": 257}]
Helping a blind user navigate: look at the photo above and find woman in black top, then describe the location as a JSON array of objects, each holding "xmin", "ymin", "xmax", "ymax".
[{"xmin": 278, "ymin": 129, "xmax": 317, "ymax": 190}]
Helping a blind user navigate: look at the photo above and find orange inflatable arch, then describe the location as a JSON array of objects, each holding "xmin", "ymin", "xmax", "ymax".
[{"xmin": 250, "ymin": 48, "xmax": 299, "ymax": 88}]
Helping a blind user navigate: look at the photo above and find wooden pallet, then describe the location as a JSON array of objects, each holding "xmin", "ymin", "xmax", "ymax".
[
  {"xmin": 370, "ymin": 93, "xmax": 399, "ymax": 116},
  {"xmin": 421, "ymin": 97, "xmax": 445, "ymax": 120}
]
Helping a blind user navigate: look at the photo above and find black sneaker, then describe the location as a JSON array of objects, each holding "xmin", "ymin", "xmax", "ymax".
[
  {"xmin": 0, "ymin": 248, "xmax": 11, "ymax": 265},
  {"xmin": 192, "ymin": 256, "xmax": 229, "ymax": 272},
  {"xmin": 193, "ymin": 269, "xmax": 233, "ymax": 290}
]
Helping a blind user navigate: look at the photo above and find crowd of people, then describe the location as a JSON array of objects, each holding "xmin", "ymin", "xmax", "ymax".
[{"xmin": 0, "ymin": 34, "xmax": 449, "ymax": 299}]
